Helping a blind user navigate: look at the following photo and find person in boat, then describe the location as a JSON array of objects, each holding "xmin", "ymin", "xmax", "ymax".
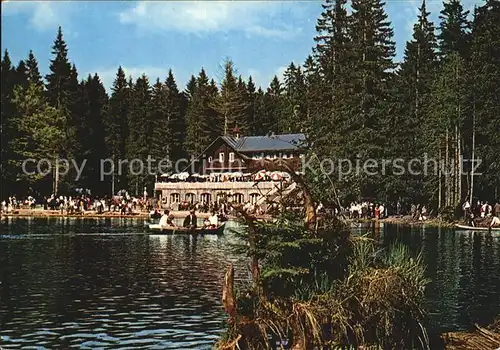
[
  {"xmin": 490, "ymin": 216, "xmax": 500, "ymax": 228},
  {"xmin": 150, "ymin": 209, "xmax": 162, "ymax": 220},
  {"xmin": 208, "ymin": 211, "xmax": 219, "ymax": 229},
  {"xmin": 183, "ymin": 209, "xmax": 197, "ymax": 229},
  {"xmin": 495, "ymin": 201, "xmax": 500, "ymax": 218},
  {"xmin": 203, "ymin": 217, "xmax": 211, "ymax": 228},
  {"xmin": 159, "ymin": 210, "xmax": 175, "ymax": 227}
]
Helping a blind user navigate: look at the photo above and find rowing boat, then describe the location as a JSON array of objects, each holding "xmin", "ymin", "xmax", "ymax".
[
  {"xmin": 455, "ymin": 224, "xmax": 500, "ymax": 232},
  {"xmin": 147, "ymin": 222, "xmax": 225, "ymax": 235}
]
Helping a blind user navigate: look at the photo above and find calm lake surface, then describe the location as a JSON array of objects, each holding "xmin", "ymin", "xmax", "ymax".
[{"xmin": 1, "ymin": 218, "xmax": 499, "ymax": 348}]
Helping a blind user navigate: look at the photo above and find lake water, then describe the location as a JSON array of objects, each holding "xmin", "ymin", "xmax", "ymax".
[{"xmin": 1, "ymin": 218, "xmax": 499, "ymax": 348}]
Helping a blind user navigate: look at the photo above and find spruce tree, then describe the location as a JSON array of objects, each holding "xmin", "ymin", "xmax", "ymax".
[
  {"xmin": 213, "ymin": 59, "xmax": 249, "ymax": 136},
  {"xmin": 389, "ymin": 0, "xmax": 438, "ymax": 203},
  {"xmin": 1, "ymin": 50, "xmax": 16, "ymax": 197},
  {"xmin": 184, "ymin": 69, "xmax": 218, "ymax": 156},
  {"xmin": 79, "ymin": 74, "xmax": 108, "ymax": 195},
  {"xmin": 45, "ymin": 26, "xmax": 73, "ymax": 109},
  {"xmin": 127, "ymin": 74, "xmax": 151, "ymax": 194},
  {"xmin": 246, "ymin": 76, "xmax": 257, "ymax": 135},
  {"xmin": 468, "ymin": 0, "xmax": 500, "ymax": 200},
  {"xmin": 282, "ymin": 62, "xmax": 306, "ymax": 133},
  {"xmin": 345, "ymin": 0, "xmax": 396, "ymax": 198},
  {"xmin": 438, "ymin": 0, "xmax": 471, "ymax": 59},
  {"xmin": 164, "ymin": 70, "xmax": 186, "ymax": 162},
  {"xmin": 26, "ymin": 50, "xmax": 43, "ymax": 87}
]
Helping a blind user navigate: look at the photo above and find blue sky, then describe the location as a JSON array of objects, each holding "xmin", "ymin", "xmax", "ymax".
[{"xmin": 1, "ymin": 0, "xmax": 480, "ymax": 91}]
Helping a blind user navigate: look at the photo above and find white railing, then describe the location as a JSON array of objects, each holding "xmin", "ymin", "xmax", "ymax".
[{"xmin": 154, "ymin": 181, "xmax": 279, "ymax": 191}]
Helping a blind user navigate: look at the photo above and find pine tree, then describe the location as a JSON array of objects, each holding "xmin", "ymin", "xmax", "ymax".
[
  {"xmin": 263, "ymin": 75, "xmax": 283, "ymax": 134},
  {"xmin": 15, "ymin": 60, "xmax": 29, "ymax": 91},
  {"xmin": 438, "ymin": 0, "xmax": 471, "ymax": 59},
  {"xmin": 468, "ymin": 0, "xmax": 500, "ymax": 200},
  {"xmin": 282, "ymin": 62, "xmax": 306, "ymax": 133},
  {"xmin": 150, "ymin": 78, "xmax": 169, "ymax": 164},
  {"xmin": 213, "ymin": 59, "xmax": 249, "ymax": 136},
  {"xmin": 26, "ymin": 50, "xmax": 43, "ymax": 87},
  {"xmin": 1, "ymin": 50, "xmax": 17, "ymax": 197},
  {"xmin": 127, "ymin": 74, "xmax": 151, "ymax": 194},
  {"xmin": 45, "ymin": 26, "xmax": 73, "ymax": 109},
  {"xmin": 389, "ymin": 0, "xmax": 438, "ymax": 203},
  {"xmin": 184, "ymin": 69, "xmax": 218, "ymax": 156},
  {"xmin": 79, "ymin": 73, "xmax": 108, "ymax": 195},
  {"xmin": 246, "ymin": 76, "xmax": 257, "ymax": 135},
  {"xmin": 164, "ymin": 70, "xmax": 186, "ymax": 162},
  {"xmin": 106, "ymin": 66, "xmax": 130, "ymax": 192},
  {"xmin": 11, "ymin": 83, "xmax": 66, "ymax": 194}
]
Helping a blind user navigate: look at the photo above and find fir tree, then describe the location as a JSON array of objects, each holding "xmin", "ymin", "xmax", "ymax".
[
  {"xmin": 45, "ymin": 26, "xmax": 73, "ymax": 109},
  {"xmin": 438, "ymin": 0, "xmax": 471, "ymax": 59},
  {"xmin": 106, "ymin": 66, "xmax": 130, "ymax": 191},
  {"xmin": 164, "ymin": 70, "xmax": 186, "ymax": 162},
  {"xmin": 79, "ymin": 73, "xmax": 108, "ymax": 195},
  {"xmin": 184, "ymin": 69, "xmax": 218, "ymax": 156},
  {"xmin": 127, "ymin": 74, "xmax": 151, "ymax": 194},
  {"xmin": 1, "ymin": 50, "xmax": 17, "ymax": 197},
  {"xmin": 282, "ymin": 62, "xmax": 306, "ymax": 133},
  {"xmin": 246, "ymin": 76, "xmax": 257, "ymax": 135},
  {"xmin": 468, "ymin": 0, "xmax": 500, "ymax": 200},
  {"xmin": 26, "ymin": 50, "xmax": 43, "ymax": 87},
  {"xmin": 213, "ymin": 59, "xmax": 249, "ymax": 135}
]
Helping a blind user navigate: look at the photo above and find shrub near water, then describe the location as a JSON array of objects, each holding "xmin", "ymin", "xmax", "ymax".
[{"xmin": 217, "ymin": 212, "xmax": 430, "ymax": 349}]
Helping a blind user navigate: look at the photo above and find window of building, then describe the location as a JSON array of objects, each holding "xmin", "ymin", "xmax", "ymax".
[
  {"xmin": 208, "ymin": 156, "xmax": 213, "ymax": 163},
  {"xmin": 229, "ymin": 152, "xmax": 235, "ymax": 163},
  {"xmin": 219, "ymin": 152, "xmax": 224, "ymax": 163}
]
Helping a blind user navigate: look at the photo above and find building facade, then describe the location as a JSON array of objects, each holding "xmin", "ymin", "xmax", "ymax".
[{"xmin": 154, "ymin": 133, "xmax": 305, "ymax": 209}]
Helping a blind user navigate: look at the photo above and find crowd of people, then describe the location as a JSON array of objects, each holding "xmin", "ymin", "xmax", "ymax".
[
  {"xmin": 157, "ymin": 209, "xmax": 223, "ymax": 230},
  {"xmin": 0, "ymin": 192, "xmax": 155, "ymax": 215},
  {"xmin": 462, "ymin": 199, "xmax": 500, "ymax": 227}
]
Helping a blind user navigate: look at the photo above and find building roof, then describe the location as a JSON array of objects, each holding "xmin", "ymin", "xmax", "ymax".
[{"xmin": 221, "ymin": 133, "xmax": 306, "ymax": 153}]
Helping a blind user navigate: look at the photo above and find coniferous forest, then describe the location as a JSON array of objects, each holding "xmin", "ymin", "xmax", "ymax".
[{"xmin": 1, "ymin": 0, "xmax": 499, "ymax": 213}]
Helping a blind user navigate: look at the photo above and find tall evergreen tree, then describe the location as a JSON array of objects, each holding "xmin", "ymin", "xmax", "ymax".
[
  {"xmin": 79, "ymin": 73, "xmax": 108, "ymax": 195},
  {"xmin": 127, "ymin": 74, "xmax": 151, "ymax": 194},
  {"xmin": 246, "ymin": 76, "xmax": 257, "ymax": 135},
  {"xmin": 213, "ymin": 59, "xmax": 249, "ymax": 136},
  {"xmin": 1, "ymin": 50, "xmax": 17, "ymax": 197},
  {"xmin": 282, "ymin": 62, "xmax": 306, "ymax": 133},
  {"xmin": 164, "ymin": 70, "xmax": 186, "ymax": 162},
  {"xmin": 26, "ymin": 50, "xmax": 43, "ymax": 87},
  {"xmin": 184, "ymin": 69, "xmax": 218, "ymax": 156},
  {"xmin": 389, "ymin": 0, "xmax": 438, "ymax": 203},
  {"xmin": 342, "ymin": 0, "xmax": 396, "ymax": 198},
  {"xmin": 468, "ymin": 0, "xmax": 500, "ymax": 200},
  {"xmin": 45, "ymin": 26, "xmax": 73, "ymax": 109},
  {"xmin": 438, "ymin": 0, "xmax": 471, "ymax": 59}
]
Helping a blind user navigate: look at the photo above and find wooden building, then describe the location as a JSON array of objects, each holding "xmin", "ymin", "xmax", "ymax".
[{"xmin": 154, "ymin": 133, "xmax": 306, "ymax": 209}]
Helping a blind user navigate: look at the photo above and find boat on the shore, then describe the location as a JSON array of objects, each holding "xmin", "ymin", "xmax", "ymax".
[
  {"xmin": 455, "ymin": 224, "xmax": 500, "ymax": 232},
  {"xmin": 147, "ymin": 222, "xmax": 226, "ymax": 235}
]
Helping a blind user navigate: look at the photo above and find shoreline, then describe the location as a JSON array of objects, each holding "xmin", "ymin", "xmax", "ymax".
[{"xmin": 1, "ymin": 209, "xmax": 457, "ymax": 228}]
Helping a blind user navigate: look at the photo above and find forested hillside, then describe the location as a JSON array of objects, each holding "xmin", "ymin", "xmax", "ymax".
[{"xmin": 1, "ymin": 0, "xmax": 498, "ymax": 211}]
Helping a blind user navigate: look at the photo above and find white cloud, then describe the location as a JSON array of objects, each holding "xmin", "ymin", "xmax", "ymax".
[
  {"xmin": 2, "ymin": 1, "xmax": 74, "ymax": 32},
  {"xmin": 118, "ymin": 1, "xmax": 302, "ymax": 40},
  {"xmin": 276, "ymin": 66, "xmax": 287, "ymax": 82}
]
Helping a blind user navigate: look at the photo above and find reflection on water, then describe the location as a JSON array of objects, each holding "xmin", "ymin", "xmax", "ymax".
[
  {"xmin": 0, "ymin": 218, "xmax": 247, "ymax": 348},
  {"xmin": 1, "ymin": 218, "xmax": 499, "ymax": 348}
]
